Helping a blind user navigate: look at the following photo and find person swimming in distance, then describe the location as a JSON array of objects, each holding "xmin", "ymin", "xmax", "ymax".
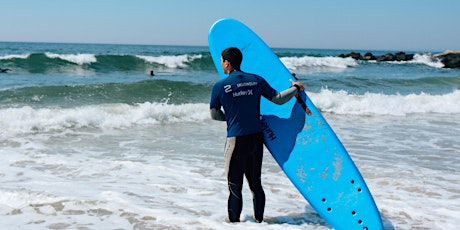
[{"xmin": 0, "ymin": 68, "xmax": 11, "ymax": 73}]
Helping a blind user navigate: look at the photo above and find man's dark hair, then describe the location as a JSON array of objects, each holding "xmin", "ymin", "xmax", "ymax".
[{"xmin": 221, "ymin": 47, "xmax": 242, "ymax": 70}]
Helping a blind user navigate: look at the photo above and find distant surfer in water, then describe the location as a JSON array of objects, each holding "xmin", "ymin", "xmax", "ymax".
[
  {"xmin": 210, "ymin": 47, "xmax": 305, "ymax": 223},
  {"xmin": 0, "ymin": 68, "xmax": 11, "ymax": 73}
]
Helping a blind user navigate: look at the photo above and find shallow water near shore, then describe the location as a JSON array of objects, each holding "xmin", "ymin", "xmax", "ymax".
[{"xmin": 1, "ymin": 42, "xmax": 459, "ymax": 229}]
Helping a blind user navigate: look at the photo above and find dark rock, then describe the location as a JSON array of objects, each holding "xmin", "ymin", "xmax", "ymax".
[
  {"xmin": 363, "ymin": 52, "xmax": 376, "ymax": 61},
  {"xmin": 395, "ymin": 52, "xmax": 408, "ymax": 61},
  {"xmin": 347, "ymin": 52, "xmax": 361, "ymax": 60},
  {"xmin": 436, "ymin": 52, "xmax": 460, "ymax": 68},
  {"xmin": 376, "ymin": 53, "xmax": 396, "ymax": 62},
  {"xmin": 405, "ymin": 54, "xmax": 414, "ymax": 60},
  {"xmin": 337, "ymin": 51, "xmax": 421, "ymax": 63},
  {"xmin": 385, "ymin": 53, "xmax": 396, "ymax": 61}
]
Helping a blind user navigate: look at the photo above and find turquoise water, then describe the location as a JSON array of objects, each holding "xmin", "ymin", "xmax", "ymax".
[{"xmin": 0, "ymin": 42, "xmax": 459, "ymax": 229}]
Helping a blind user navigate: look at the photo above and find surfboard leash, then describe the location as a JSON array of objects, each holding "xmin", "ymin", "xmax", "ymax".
[{"xmin": 295, "ymin": 93, "xmax": 312, "ymax": 116}]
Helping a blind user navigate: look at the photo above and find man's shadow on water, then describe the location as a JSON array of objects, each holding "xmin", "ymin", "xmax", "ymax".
[
  {"xmin": 262, "ymin": 92, "xmax": 394, "ymax": 229},
  {"xmin": 262, "ymin": 91, "xmax": 309, "ymax": 166}
]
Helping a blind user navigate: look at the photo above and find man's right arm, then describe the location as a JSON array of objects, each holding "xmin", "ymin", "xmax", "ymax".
[
  {"xmin": 268, "ymin": 79, "xmax": 305, "ymax": 105},
  {"xmin": 270, "ymin": 86, "xmax": 298, "ymax": 105}
]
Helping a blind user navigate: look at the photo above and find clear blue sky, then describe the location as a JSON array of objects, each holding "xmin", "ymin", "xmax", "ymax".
[{"xmin": 1, "ymin": 0, "xmax": 459, "ymax": 52}]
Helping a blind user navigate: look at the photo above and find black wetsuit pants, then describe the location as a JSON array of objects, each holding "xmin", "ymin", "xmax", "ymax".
[{"xmin": 224, "ymin": 132, "xmax": 265, "ymax": 223}]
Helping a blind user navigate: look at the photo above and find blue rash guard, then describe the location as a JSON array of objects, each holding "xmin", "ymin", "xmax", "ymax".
[{"xmin": 210, "ymin": 70, "xmax": 278, "ymax": 137}]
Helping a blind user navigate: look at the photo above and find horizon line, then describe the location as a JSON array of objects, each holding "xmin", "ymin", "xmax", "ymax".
[{"xmin": 0, "ymin": 40, "xmax": 451, "ymax": 53}]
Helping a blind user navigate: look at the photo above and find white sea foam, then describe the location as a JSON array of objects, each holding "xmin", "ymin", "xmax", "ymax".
[
  {"xmin": 137, "ymin": 54, "xmax": 202, "ymax": 68},
  {"xmin": 379, "ymin": 53, "xmax": 444, "ymax": 68},
  {"xmin": 0, "ymin": 54, "xmax": 30, "ymax": 60},
  {"xmin": 0, "ymin": 102, "xmax": 210, "ymax": 140},
  {"xmin": 45, "ymin": 52, "xmax": 97, "ymax": 65},
  {"xmin": 1, "ymin": 111, "xmax": 458, "ymax": 229},
  {"xmin": 280, "ymin": 56, "xmax": 358, "ymax": 70},
  {"xmin": 309, "ymin": 89, "xmax": 460, "ymax": 116},
  {"xmin": 1, "ymin": 90, "xmax": 459, "ymax": 140},
  {"xmin": 410, "ymin": 53, "xmax": 445, "ymax": 68}
]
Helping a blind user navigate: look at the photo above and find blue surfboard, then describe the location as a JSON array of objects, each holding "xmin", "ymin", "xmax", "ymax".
[{"xmin": 208, "ymin": 18, "xmax": 383, "ymax": 229}]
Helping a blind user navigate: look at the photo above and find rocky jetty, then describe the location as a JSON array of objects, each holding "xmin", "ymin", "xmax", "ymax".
[
  {"xmin": 339, "ymin": 51, "xmax": 414, "ymax": 62},
  {"xmin": 433, "ymin": 50, "xmax": 460, "ymax": 69},
  {"xmin": 338, "ymin": 50, "xmax": 460, "ymax": 69}
]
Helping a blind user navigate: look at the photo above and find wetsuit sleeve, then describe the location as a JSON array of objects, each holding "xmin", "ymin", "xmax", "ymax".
[{"xmin": 270, "ymin": 86, "xmax": 298, "ymax": 105}]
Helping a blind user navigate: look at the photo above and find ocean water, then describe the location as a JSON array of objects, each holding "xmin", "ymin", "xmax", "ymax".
[{"xmin": 0, "ymin": 42, "xmax": 459, "ymax": 229}]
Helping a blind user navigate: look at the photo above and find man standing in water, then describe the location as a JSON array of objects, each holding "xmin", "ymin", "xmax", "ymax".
[{"xmin": 210, "ymin": 47, "xmax": 305, "ymax": 223}]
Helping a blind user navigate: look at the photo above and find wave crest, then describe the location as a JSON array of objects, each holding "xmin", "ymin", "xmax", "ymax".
[
  {"xmin": 410, "ymin": 53, "xmax": 444, "ymax": 68},
  {"xmin": 137, "ymin": 54, "xmax": 203, "ymax": 68},
  {"xmin": 0, "ymin": 102, "xmax": 209, "ymax": 139},
  {"xmin": 311, "ymin": 89, "xmax": 460, "ymax": 116},
  {"xmin": 0, "ymin": 54, "xmax": 31, "ymax": 60},
  {"xmin": 280, "ymin": 56, "xmax": 358, "ymax": 70},
  {"xmin": 44, "ymin": 52, "xmax": 97, "ymax": 65}
]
